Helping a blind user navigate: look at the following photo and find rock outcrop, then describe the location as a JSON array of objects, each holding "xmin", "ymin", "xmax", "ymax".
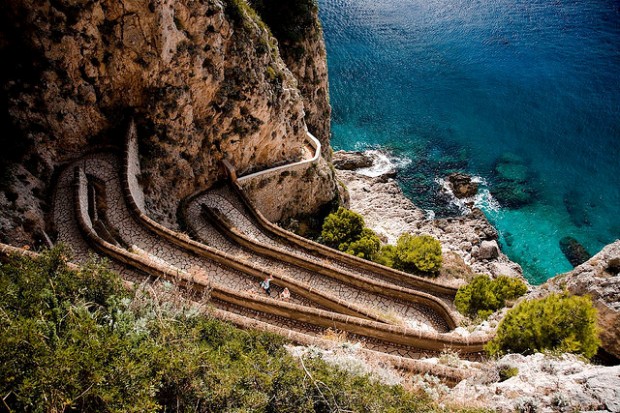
[
  {"xmin": 334, "ymin": 152, "xmax": 523, "ymax": 282},
  {"xmin": 541, "ymin": 240, "xmax": 620, "ymax": 359},
  {"xmin": 445, "ymin": 353, "xmax": 620, "ymax": 412},
  {"xmin": 447, "ymin": 173, "xmax": 478, "ymax": 199},
  {"xmin": 332, "ymin": 151, "xmax": 374, "ymax": 170},
  {"xmin": 0, "ymin": 0, "xmax": 338, "ymax": 243}
]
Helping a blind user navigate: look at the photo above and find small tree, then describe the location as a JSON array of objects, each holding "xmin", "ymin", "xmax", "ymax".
[
  {"xmin": 320, "ymin": 208, "xmax": 380, "ymax": 260},
  {"xmin": 321, "ymin": 207, "xmax": 365, "ymax": 250},
  {"xmin": 455, "ymin": 274, "xmax": 527, "ymax": 319},
  {"xmin": 344, "ymin": 228, "xmax": 381, "ymax": 260},
  {"xmin": 392, "ymin": 233, "xmax": 442, "ymax": 274},
  {"xmin": 486, "ymin": 293, "xmax": 600, "ymax": 358}
]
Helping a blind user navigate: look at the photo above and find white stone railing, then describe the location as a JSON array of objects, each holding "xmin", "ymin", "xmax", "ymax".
[{"xmin": 237, "ymin": 131, "xmax": 321, "ymax": 183}]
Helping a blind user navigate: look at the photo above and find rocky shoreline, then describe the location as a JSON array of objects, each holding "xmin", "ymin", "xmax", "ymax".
[
  {"xmin": 331, "ymin": 149, "xmax": 620, "ymax": 412},
  {"xmin": 334, "ymin": 150, "xmax": 524, "ymax": 284}
]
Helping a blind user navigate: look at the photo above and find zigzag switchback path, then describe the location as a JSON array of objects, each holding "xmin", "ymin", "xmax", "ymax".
[{"xmin": 38, "ymin": 122, "xmax": 493, "ymax": 380}]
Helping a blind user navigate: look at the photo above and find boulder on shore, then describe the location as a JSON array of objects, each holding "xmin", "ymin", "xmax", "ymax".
[
  {"xmin": 447, "ymin": 173, "xmax": 478, "ymax": 198},
  {"xmin": 477, "ymin": 240, "xmax": 500, "ymax": 260},
  {"xmin": 332, "ymin": 151, "xmax": 374, "ymax": 170}
]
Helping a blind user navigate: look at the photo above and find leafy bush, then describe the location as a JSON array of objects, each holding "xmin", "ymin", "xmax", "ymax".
[
  {"xmin": 486, "ymin": 293, "xmax": 600, "ymax": 358},
  {"xmin": 498, "ymin": 365, "xmax": 519, "ymax": 382},
  {"xmin": 344, "ymin": 227, "xmax": 381, "ymax": 260},
  {"xmin": 321, "ymin": 207, "xmax": 380, "ymax": 260},
  {"xmin": 391, "ymin": 233, "xmax": 443, "ymax": 274},
  {"xmin": 455, "ymin": 274, "xmax": 527, "ymax": 319},
  {"xmin": 375, "ymin": 244, "xmax": 397, "ymax": 267},
  {"xmin": 1, "ymin": 246, "xmax": 490, "ymax": 412}
]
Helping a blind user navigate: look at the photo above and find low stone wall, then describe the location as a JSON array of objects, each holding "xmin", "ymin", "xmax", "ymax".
[
  {"xmin": 237, "ymin": 132, "xmax": 321, "ymax": 184},
  {"xmin": 212, "ymin": 307, "xmax": 477, "ymax": 384},
  {"xmin": 79, "ymin": 162, "xmax": 491, "ymax": 353},
  {"xmin": 125, "ymin": 122, "xmax": 145, "ymax": 213},
  {"xmin": 203, "ymin": 203, "xmax": 458, "ymax": 330},
  {"xmin": 225, "ymin": 161, "xmax": 459, "ymax": 298}
]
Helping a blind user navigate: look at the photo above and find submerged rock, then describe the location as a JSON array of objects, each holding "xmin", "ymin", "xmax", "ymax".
[
  {"xmin": 491, "ymin": 153, "xmax": 536, "ymax": 208},
  {"xmin": 563, "ymin": 190, "xmax": 592, "ymax": 228},
  {"xmin": 559, "ymin": 236, "xmax": 592, "ymax": 267},
  {"xmin": 447, "ymin": 173, "xmax": 478, "ymax": 198}
]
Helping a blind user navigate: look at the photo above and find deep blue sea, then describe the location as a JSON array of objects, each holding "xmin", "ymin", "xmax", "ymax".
[{"xmin": 318, "ymin": 0, "xmax": 620, "ymax": 284}]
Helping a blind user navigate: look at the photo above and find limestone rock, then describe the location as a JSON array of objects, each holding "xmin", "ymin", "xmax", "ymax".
[
  {"xmin": 541, "ymin": 240, "xmax": 620, "ymax": 359},
  {"xmin": 332, "ymin": 151, "xmax": 374, "ymax": 170},
  {"xmin": 445, "ymin": 353, "xmax": 620, "ymax": 413},
  {"xmin": 0, "ymin": 0, "xmax": 337, "ymax": 239},
  {"xmin": 478, "ymin": 240, "xmax": 500, "ymax": 260},
  {"xmin": 447, "ymin": 173, "xmax": 478, "ymax": 198},
  {"xmin": 335, "ymin": 160, "xmax": 523, "ymax": 284}
]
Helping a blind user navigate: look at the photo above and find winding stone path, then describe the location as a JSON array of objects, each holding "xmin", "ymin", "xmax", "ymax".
[
  {"xmin": 187, "ymin": 190, "xmax": 449, "ymax": 332},
  {"xmin": 41, "ymin": 122, "xmax": 493, "ymax": 377}
]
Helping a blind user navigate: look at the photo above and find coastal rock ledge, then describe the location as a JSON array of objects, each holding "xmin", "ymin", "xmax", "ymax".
[
  {"xmin": 333, "ymin": 150, "xmax": 523, "ymax": 282},
  {"xmin": 541, "ymin": 240, "xmax": 620, "ymax": 359}
]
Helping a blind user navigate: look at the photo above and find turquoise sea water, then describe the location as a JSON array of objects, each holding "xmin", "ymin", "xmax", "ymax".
[{"xmin": 318, "ymin": 0, "xmax": 620, "ymax": 284}]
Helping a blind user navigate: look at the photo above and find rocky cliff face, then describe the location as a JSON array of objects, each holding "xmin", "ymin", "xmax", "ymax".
[
  {"xmin": 539, "ymin": 240, "xmax": 620, "ymax": 359},
  {"xmin": 0, "ymin": 0, "xmax": 338, "ymax": 244},
  {"xmin": 249, "ymin": 0, "xmax": 331, "ymax": 157}
]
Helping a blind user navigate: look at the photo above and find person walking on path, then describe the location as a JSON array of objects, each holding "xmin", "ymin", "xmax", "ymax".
[
  {"xmin": 279, "ymin": 287, "xmax": 290, "ymax": 301},
  {"xmin": 260, "ymin": 274, "xmax": 273, "ymax": 296}
]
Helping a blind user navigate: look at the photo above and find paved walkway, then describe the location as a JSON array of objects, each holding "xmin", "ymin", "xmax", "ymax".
[
  {"xmin": 187, "ymin": 188, "xmax": 449, "ymax": 332},
  {"xmin": 48, "ymin": 147, "xmax": 489, "ymax": 362}
]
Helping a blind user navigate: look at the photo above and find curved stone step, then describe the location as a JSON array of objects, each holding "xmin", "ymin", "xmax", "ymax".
[
  {"xmin": 199, "ymin": 201, "xmax": 458, "ymax": 330},
  {"xmin": 75, "ymin": 164, "xmax": 490, "ymax": 354}
]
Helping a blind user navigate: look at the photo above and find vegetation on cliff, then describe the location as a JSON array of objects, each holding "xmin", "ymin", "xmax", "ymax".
[
  {"xmin": 0, "ymin": 247, "xmax": 488, "ymax": 412},
  {"xmin": 455, "ymin": 275, "xmax": 527, "ymax": 320},
  {"xmin": 320, "ymin": 208, "xmax": 443, "ymax": 274},
  {"xmin": 486, "ymin": 293, "xmax": 600, "ymax": 358},
  {"xmin": 376, "ymin": 234, "xmax": 443, "ymax": 275},
  {"xmin": 320, "ymin": 207, "xmax": 381, "ymax": 260}
]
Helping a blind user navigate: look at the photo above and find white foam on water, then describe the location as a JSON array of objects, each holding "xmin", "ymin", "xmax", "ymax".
[
  {"xmin": 356, "ymin": 149, "xmax": 412, "ymax": 178},
  {"xmin": 435, "ymin": 176, "xmax": 501, "ymax": 215}
]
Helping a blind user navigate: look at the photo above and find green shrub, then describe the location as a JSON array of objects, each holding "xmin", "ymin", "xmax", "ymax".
[
  {"xmin": 486, "ymin": 293, "xmax": 600, "ymax": 358},
  {"xmin": 455, "ymin": 275, "xmax": 527, "ymax": 319},
  {"xmin": 498, "ymin": 365, "xmax": 519, "ymax": 382},
  {"xmin": 321, "ymin": 207, "xmax": 364, "ymax": 248},
  {"xmin": 344, "ymin": 227, "xmax": 381, "ymax": 260},
  {"xmin": 391, "ymin": 233, "xmax": 443, "ymax": 274},
  {"xmin": 375, "ymin": 244, "xmax": 397, "ymax": 267},
  {"xmin": 320, "ymin": 207, "xmax": 380, "ymax": 260},
  {"xmin": 0, "ymin": 246, "xmax": 491, "ymax": 413}
]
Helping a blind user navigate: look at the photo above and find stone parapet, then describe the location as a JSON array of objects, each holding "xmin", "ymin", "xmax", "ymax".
[
  {"xmin": 202, "ymin": 203, "xmax": 458, "ymax": 329},
  {"xmin": 223, "ymin": 160, "xmax": 459, "ymax": 298}
]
